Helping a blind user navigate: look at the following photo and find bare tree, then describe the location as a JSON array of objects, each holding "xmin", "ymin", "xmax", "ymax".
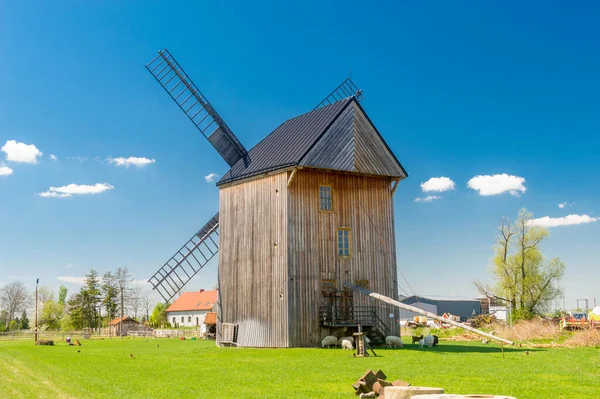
[
  {"xmin": 115, "ymin": 267, "xmax": 133, "ymax": 335},
  {"xmin": 141, "ymin": 291, "xmax": 152, "ymax": 322},
  {"xmin": 129, "ymin": 287, "xmax": 142, "ymax": 320},
  {"xmin": 37, "ymin": 286, "xmax": 55, "ymax": 304},
  {"xmin": 0, "ymin": 281, "xmax": 30, "ymax": 324}
]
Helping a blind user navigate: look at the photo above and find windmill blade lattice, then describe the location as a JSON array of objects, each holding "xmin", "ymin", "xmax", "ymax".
[
  {"xmin": 314, "ymin": 77, "xmax": 363, "ymax": 110},
  {"xmin": 146, "ymin": 49, "xmax": 247, "ymax": 167},
  {"xmin": 148, "ymin": 213, "xmax": 219, "ymax": 302}
]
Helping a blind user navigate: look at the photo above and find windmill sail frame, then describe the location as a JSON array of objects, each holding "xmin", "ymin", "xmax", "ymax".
[
  {"xmin": 314, "ymin": 77, "xmax": 363, "ymax": 110},
  {"xmin": 148, "ymin": 213, "xmax": 220, "ymax": 303},
  {"xmin": 146, "ymin": 49, "xmax": 247, "ymax": 167}
]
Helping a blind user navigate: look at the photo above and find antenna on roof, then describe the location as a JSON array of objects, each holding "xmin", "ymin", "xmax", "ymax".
[{"xmin": 314, "ymin": 77, "xmax": 363, "ymax": 110}]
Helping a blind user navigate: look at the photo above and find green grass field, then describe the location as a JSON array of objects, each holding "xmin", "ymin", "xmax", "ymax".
[{"xmin": 0, "ymin": 338, "xmax": 598, "ymax": 399}]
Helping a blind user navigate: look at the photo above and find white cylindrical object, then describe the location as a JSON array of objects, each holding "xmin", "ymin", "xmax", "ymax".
[{"xmin": 384, "ymin": 386, "xmax": 444, "ymax": 399}]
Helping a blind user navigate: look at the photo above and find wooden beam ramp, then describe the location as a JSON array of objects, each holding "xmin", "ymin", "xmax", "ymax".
[{"xmin": 344, "ymin": 283, "xmax": 514, "ymax": 346}]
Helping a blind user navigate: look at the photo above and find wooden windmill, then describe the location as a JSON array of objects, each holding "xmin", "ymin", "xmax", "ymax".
[{"xmin": 146, "ymin": 49, "xmax": 408, "ymax": 347}]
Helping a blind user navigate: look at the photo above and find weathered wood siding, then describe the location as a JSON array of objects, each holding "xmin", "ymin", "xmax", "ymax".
[
  {"xmin": 217, "ymin": 172, "xmax": 289, "ymax": 347},
  {"xmin": 300, "ymin": 101, "xmax": 406, "ymax": 179},
  {"xmin": 288, "ymin": 169, "xmax": 399, "ymax": 347}
]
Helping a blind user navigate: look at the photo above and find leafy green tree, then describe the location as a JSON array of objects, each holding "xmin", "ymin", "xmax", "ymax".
[
  {"xmin": 66, "ymin": 269, "xmax": 101, "ymax": 329},
  {"xmin": 83, "ymin": 269, "xmax": 101, "ymax": 328},
  {"xmin": 58, "ymin": 285, "xmax": 68, "ymax": 305},
  {"xmin": 476, "ymin": 209, "xmax": 565, "ymax": 319},
  {"xmin": 101, "ymin": 272, "xmax": 118, "ymax": 323},
  {"xmin": 0, "ymin": 310, "xmax": 7, "ymax": 332},
  {"xmin": 19, "ymin": 310, "xmax": 29, "ymax": 329},
  {"xmin": 40, "ymin": 300, "xmax": 64, "ymax": 330},
  {"xmin": 9, "ymin": 320, "xmax": 18, "ymax": 334},
  {"xmin": 150, "ymin": 302, "xmax": 169, "ymax": 327},
  {"xmin": 60, "ymin": 315, "xmax": 74, "ymax": 331}
]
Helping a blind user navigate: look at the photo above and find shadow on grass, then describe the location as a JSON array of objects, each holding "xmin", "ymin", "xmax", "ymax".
[{"xmin": 371, "ymin": 344, "xmax": 544, "ymax": 354}]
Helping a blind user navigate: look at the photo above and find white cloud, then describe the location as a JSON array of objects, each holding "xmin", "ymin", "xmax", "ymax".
[
  {"xmin": 467, "ymin": 174, "xmax": 526, "ymax": 196},
  {"xmin": 56, "ymin": 276, "xmax": 86, "ymax": 285},
  {"xmin": 132, "ymin": 279, "xmax": 150, "ymax": 286},
  {"xmin": 558, "ymin": 202, "xmax": 574, "ymax": 209},
  {"xmin": 0, "ymin": 165, "xmax": 13, "ymax": 176},
  {"xmin": 67, "ymin": 156, "xmax": 88, "ymax": 162},
  {"xmin": 205, "ymin": 173, "xmax": 219, "ymax": 183},
  {"xmin": 420, "ymin": 177, "xmax": 456, "ymax": 192},
  {"xmin": 2, "ymin": 140, "xmax": 43, "ymax": 164},
  {"xmin": 414, "ymin": 195, "xmax": 442, "ymax": 203},
  {"xmin": 108, "ymin": 156, "xmax": 156, "ymax": 168},
  {"xmin": 528, "ymin": 214, "xmax": 598, "ymax": 228},
  {"xmin": 49, "ymin": 154, "xmax": 58, "ymax": 161},
  {"xmin": 65, "ymin": 263, "xmax": 75, "ymax": 269},
  {"xmin": 39, "ymin": 183, "xmax": 114, "ymax": 198}
]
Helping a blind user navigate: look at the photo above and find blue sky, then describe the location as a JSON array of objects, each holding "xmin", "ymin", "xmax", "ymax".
[{"xmin": 1, "ymin": 2, "xmax": 598, "ymax": 308}]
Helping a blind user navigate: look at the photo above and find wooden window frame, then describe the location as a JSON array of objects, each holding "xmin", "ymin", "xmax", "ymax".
[
  {"xmin": 337, "ymin": 227, "xmax": 352, "ymax": 258},
  {"xmin": 319, "ymin": 185, "xmax": 333, "ymax": 212}
]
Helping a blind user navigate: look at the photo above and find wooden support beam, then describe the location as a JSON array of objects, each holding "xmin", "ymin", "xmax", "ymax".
[
  {"xmin": 287, "ymin": 168, "xmax": 298, "ymax": 187},
  {"xmin": 344, "ymin": 283, "xmax": 514, "ymax": 345},
  {"xmin": 391, "ymin": 179, "xmax": 400, "ymax": 195}
]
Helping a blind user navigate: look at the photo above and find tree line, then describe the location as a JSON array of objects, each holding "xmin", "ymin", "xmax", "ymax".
[{"xmin": 0, "ymin": 267, "xmax": 168, "ymax": 332}]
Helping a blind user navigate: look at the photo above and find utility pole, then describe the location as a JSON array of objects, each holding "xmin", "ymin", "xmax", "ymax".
[{"xmin": 34, "ymin": 278, "xmax": 39, "ymax": 345}]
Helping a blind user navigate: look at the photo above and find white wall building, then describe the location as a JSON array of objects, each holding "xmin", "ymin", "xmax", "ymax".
[{"xmin": 166, "ymin": 289, "xmax": 217, "ymax": 328}]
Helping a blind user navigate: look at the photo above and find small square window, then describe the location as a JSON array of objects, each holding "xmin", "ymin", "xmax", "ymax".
[
  {"xmin": 181, "ymin": 316, "xmax": 184, "ymax": 323},
  {"xmin": 188, "ymin": 316, "xmax": 191, "ymax": 323},
  {"xmin": 319, "ymin": 185, "xmax": 332, "ymax": 211},
  {"xmin": 337, "ymin": 228, "xmax": 351, "ymax": 257},
  {"xmin": 172, "ymin": 317, "xmax": 176, "ymax": 324}
]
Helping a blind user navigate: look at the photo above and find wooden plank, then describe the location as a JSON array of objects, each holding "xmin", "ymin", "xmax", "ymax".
[{"xmin": 345, "ymin": 283, "xmax": 514, "ymax": 345}]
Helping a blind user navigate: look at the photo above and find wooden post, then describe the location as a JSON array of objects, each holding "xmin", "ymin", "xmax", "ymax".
[
  {"xmin": 391, "ymin": 179, "xmax": 400, "ymax": 195},
  {"xmin": 344, "ymin": 283, "xmax": 514, "ymax": 345},
  {"xmin": 34, "ymin": 278, "xmax": 39, "ymax": 345},
  {"xmin": 287, "ymin": 168, "xmax": 298, "ymax": 187}
]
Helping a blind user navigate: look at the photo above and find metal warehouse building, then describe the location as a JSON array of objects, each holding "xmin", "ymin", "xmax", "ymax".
[{"xmin": 399, "ymin": 295, "xmax": 482, "ymax": 322}]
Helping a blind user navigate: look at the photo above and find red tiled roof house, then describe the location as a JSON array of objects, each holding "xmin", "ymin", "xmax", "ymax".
[{"xmin": 166, "ymin": 289, "xmax": 217, "ymax": 327}]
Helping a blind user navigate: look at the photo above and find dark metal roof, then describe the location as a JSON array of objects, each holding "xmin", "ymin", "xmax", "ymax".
[
  {"xmin": 217, "ymin": 97, "xmax": 408, "ymax": 185},
  {"xmin": 218, "ymin": 98, "xmax": 353, "ymax": 185}
]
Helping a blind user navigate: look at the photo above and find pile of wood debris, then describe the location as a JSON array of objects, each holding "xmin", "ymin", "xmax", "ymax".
[{"xmin": 352, "ymin": 369, "xmax": 409, "ymax": 398}]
